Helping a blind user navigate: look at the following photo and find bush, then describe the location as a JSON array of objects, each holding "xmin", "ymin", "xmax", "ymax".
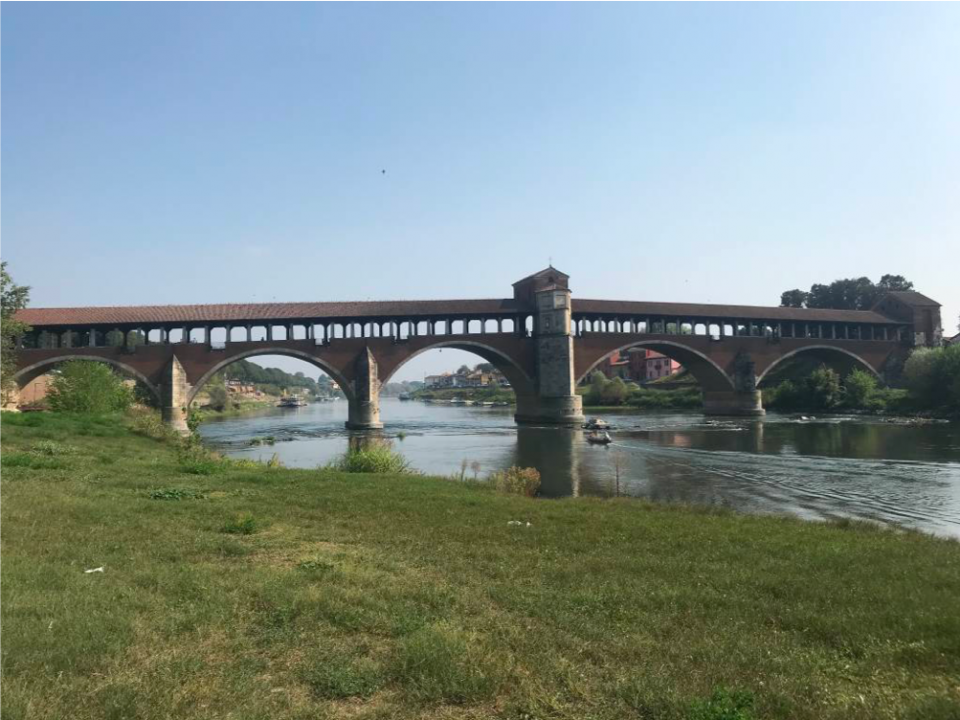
[
  {"xmin": 329, "ymin": 441, "xmax": 411, "ymax": 474},
  {"xmin": 600, "ymin": 377, "xmax": 628, "ymax": 406},
  {"xmin": 490, "ymin": 466, "xmax": 541, "ymax": 497},
  {"xmin": 904, "ymin": 344, "xmax": 960, "ymax": 414},
  {"xmin": 46, "ymin": 361, "xmax": 133, "ymax": 413}
]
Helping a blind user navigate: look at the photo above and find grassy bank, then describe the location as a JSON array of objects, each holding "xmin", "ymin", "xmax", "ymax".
[{"xmin": 2, "ymin": 412, "xmax": 959, "ymax": 719}]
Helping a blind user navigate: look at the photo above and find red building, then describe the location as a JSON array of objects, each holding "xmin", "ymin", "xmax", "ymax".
[{"xmin": 596, "ymin": 348, "xmax": 682, "ymax": 383}]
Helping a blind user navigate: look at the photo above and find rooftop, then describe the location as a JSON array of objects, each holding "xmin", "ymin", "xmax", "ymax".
[{"xmin": 15, "ymin": 295, "xmax": 909, "ymax": 328}]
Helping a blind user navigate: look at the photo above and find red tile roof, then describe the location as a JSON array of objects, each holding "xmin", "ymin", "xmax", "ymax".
[
  {"xmin": 14, "ymin": 299, "xmax": 525, "ymax": 328},
  {"xmin": 572, "ymin": 299, "xmax": 900, "ymax": 324},
  {"xmin": 14, "ymin": 296, "xmax": 904, "ymax": 328}
]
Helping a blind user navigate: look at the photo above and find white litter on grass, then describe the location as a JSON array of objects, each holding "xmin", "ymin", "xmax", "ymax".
[
  {"xmin": 507, "ymin": 521, "xmax": 532, "ymax": 527},
  {"xmin": 84, "ymin": 567, "xmax": 104, "ymax": 574}
]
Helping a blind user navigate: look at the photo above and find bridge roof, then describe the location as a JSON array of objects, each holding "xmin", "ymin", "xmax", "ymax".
[
  {"xmin": 15, "ymin": 296, "xmax": 902, "ymax": 328},
  {"xmin": 572, "ymin": 299, "xmax": 900, "ymax": 324},
  {"xmin": 14, "ymin": 299, "xmax": 527, "ymax": 328}
]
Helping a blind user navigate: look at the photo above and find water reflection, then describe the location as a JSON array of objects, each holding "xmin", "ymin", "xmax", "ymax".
[{"xmin": 198, "ymin": 399, "xmax": 960, "ymax": 538}]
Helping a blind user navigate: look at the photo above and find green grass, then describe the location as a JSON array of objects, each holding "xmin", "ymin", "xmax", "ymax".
[{"xmin": 2, "ymin": 411, "xmax": 960, "ymax": 719}]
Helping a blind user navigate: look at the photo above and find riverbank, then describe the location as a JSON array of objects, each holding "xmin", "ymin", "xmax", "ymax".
[
  {"xmin": 409, "ymin": 386, "xmax": 515, "ymax": 404},
  {"xmin": 3, "ymin": 411, "xmax": 959, "ymax": 719}
]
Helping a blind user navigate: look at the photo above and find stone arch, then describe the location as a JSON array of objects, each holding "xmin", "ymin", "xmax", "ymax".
[
  {"xmin": 756, "ymin": 345, "xmax": 882, "ymax": 386},
  {"xmin": 379, "ymin": 339, "xmax": 536, "ymax": 398},
  {"xmin": 13, "ymin": 355, "xmax": 161, "ymax": 401},
  {"xmin": 577, "ymin": 340, "xmax": 735, "ymax": 392},
  {"xmin": 186, "ymin": 348, "xmax": 355, "ymax": 405}
]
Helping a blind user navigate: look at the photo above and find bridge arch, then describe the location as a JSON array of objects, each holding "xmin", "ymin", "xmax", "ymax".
[
  {"xmin": 186, "ymin": 348, "xmax": 355, "ymax": 405},
  {"xmin": 13, "ymin": 355, "xmax": 162, "ymax": 401},
  {"xmin": 576, "ymin": 340, "xmax": 735, "ymax": 392},
  {"xmin": 379, "ymin": 339, "xmax": 537, "ymax": 398},
  {"xmin": 756, "ymin": 345, "xmax": 882, "ymax": 386}
]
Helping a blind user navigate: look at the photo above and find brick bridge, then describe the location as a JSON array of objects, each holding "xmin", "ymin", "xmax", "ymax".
[{"xmin": 12, "ymin": 268, "xmax": 943, "ymax": 433}]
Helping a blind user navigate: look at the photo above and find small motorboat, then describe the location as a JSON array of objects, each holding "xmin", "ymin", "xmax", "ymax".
[
  {"xmin": 587, "ymin": 431, "xmax": 613, "ymax": 445},
  {"xmin": 277, "ymin": 396, "xmax": 307, "ymax": 408},
  {"xmin": 583, "ymin": 418, "xmax": 611, "ymax": 431}
]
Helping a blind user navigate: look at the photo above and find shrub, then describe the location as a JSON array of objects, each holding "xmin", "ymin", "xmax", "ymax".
[
  {"xmin": 329, "ymin": 442, "xmax": 411, "ymax": 474},
  {"xmin": 46, "ymin": 361, "xmax": 134, "ymax": 413},
  {"xmin": 490, "ymin": 466, "xmax": 541, "ymax": 497},
  {"xmin": 806, "ymin": 365, "xmax": 841, "ymax": 411}
]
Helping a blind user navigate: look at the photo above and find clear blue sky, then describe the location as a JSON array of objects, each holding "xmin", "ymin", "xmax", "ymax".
[{"xmin": 3, "ymin": 3, "xmax": 958, "ymax": 381}]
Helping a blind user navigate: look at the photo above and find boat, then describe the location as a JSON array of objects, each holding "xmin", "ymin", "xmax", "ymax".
[
  {"xmin": 277, "ymin": 396, "xmax": 307, "ymax": 408},
  {"xmin": 587, "ymin": 431, "xmax": 613, "ymax": 445},
  {"xmin": 583, "ymin": 417, "xmax": 611, "ymax": 431}
]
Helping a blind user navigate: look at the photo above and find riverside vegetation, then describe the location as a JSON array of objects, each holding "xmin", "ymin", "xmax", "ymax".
[{"xmin": 2, "ymin": 410, "xmax": 960, "ymax": 719}]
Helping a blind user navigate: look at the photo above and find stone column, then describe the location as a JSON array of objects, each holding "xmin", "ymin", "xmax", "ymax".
[
  {"xmin": 345, "ymin": 347, "xmax": 383, "ymax": 430},
  {"xmin": 703, "ymin": 351, "xmax": 764, "ymax": 417},
  {"xmin": 160, "ymin": 355, "xmax": 191, "ymax": 435},
  {"xmin": 516, "ymin": 286, "xmax": 584, "ymax": 427}
]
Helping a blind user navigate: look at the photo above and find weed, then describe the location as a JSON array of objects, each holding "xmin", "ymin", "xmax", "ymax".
[
  {"xmin": 149, "ymin": 488, "xmax": 208, "ymax": 501},
  {"xmin": 389, "ymin": 624, "xmax": 499, "ymax": 703},
  {"xmin": 490, "ymin": 466, "xmax": 541, "ymax": 497},
  {"xmin": 301, "ymin": 654, "xmax": 384, "ymax": 699},
  {"xmin": 329, "ymin": 442, "xmax": 411, "ymax": 474},
  {"xmin": 689, "ymin": 688, "xmax": 755, "ymax": 720},
  {"xmin": 1, "ymin": 452, "xmax": 65, "ymax": 470},
  {"xmin": 297, "ymin": 558, "xmax": 335, "ymax": 573},
  {"xmin": 220, "ymin": 512, "xmax": 259, "ymax": 535},
  {"xmin": 30, "ymin": 440, "xmax": 78, "ymax": 456}
]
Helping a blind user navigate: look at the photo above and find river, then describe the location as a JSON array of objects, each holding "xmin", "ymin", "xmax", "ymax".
[{"xmin": 199, "ymin": 398, "xmax": 960, "ymax": 538}]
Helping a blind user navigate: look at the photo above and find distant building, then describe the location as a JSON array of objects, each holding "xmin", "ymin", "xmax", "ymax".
[
  {"xmin": 947, "ymin": 332, "xmax": 960, "ymax": 346},
  {"xmin": 595, "ymin": 348, "xmax": 683, "ymax": 383}
]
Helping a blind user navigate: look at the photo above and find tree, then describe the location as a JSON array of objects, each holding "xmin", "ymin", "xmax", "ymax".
[
  {"xmin": 780, "ymin": 289, "xmax": 808, "ymax": 308},
  {"xmin": 474, "ymin": 363, "xmax": 495, "ymax": 373},
  {"xmin": 843, "ymin": 369, "xmax": 878, "ymax": 408},
  {"xmin": 456, "ymin": 364, "xmax": 472, "ymax": 376},
  {"xmin": 1, "ymin": 262, "xmax": 31, "ymax": 404},
  {"xmin": 46, "ymin": 361, "xmax": 133, "ymax": 413},
  {"xmin": 780, "ymin": 274, "xmax": 913, "ymax": 310},
  {"xmin": 804, "ymin": 365, "xmax": 841, "ymax": 411},
  {"xmin": 601, "ymin": 377, "xmax": 628, "ymax": 405}
]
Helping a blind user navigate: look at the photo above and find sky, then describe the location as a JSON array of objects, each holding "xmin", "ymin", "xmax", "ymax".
[{"xmin": 3, "ymin": 3, "xmax": 958, "ymax": 382}]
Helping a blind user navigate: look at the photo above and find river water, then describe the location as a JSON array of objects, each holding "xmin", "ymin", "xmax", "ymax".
[{"xmin": 199, "ymin": 399, "xmax": 960, "ymax": 538}]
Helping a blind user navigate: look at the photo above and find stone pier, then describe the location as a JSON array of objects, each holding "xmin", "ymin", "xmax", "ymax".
[
  {"xmin": 346, "ymin": 347, "xmax": 383, "ymax": 430},
  {"xmin": 160, "ymin": 355, "xmax": 191, "ymax": 435}
]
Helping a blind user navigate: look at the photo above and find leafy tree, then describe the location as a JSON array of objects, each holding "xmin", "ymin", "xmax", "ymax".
[
  {"xmin": 780, "ymin": 289, "xmax": 808, "ymax": 308},
  {"xmin": 601, "ymin": 377, "xmax": 628, "ymax": 405},
  {"xmin": 805, "ymin": 365, "xmax": 841, "ymax": 411},
  {"xmin": 1, "ymin": 262, "xmax": 31, "ymax": 404},
  {"xmin": 205, "ymin": 377, "xmax": 230, "ymax": 411},
  {"xmin": 46, "ymin": 361, "xmax": 133, "ymax": 413},
  {"xmin": 904, "ymin": 345, "xmax": 960, "ymax": 412},
  {"xmin": 780, "ymin": 275, "xmax": 913, "ymax": 310},
  {"xmin": 456, "ymin": 364, "xmax": 472, "ymax": 376},
  {"xmin": 474, "ymin": 363, "xmax": 495, "ymax": 373},
  {"xmin": 843, "ymin": 369, "xmax": 878, "ymax": 408}
]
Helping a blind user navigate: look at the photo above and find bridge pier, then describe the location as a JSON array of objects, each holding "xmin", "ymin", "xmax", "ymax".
[
  {"xmin": 515, "ymin": 283, "xmax": 585, "ymax": 427},
  {"xmin": 160, "ymin": 355, "xmax": 191, "ymax": 435},
  {"xmin": 702, "ymin": 390, "xmax": 764, "ymax": 417},
  {"xmin": 2, "ymin": 385, "xmax": 21, "ymax": 411},
  {"xmin": 345, "ymin": 347, "xmax": 383, "ymax": 431}
]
